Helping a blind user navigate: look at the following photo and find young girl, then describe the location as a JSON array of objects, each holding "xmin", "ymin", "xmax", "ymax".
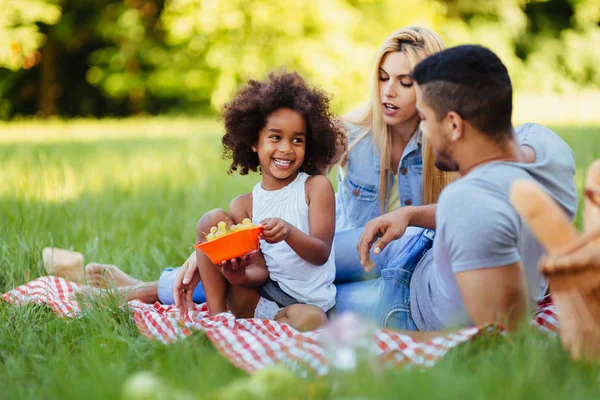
[{"xmin": 178, "ymin": 72, "xmax": 345, "ymax": 331}]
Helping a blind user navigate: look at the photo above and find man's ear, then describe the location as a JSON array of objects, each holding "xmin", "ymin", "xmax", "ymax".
[{"xmin": 447, "ymin": 111, "xmax": 465, "ymax": 142}]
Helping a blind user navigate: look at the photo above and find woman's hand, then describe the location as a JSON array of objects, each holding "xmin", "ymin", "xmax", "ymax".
[
  {"xmin": 260, "ymin": 218, "xmax": 291, "ymax": 244},
  {"xmin": 219, "ymin": 253, "xmax": 254, "ymax": 285},
  {"xmin": 173, "ymin": 251, "xmax": 201, "ymax": 314}
]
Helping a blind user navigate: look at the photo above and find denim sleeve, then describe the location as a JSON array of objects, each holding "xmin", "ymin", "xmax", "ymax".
[
  {"xmin": 343, "ymin": 121, "xmax": 364, "ymax": 143},
  {"xmin": 437, "ymin": 183, "xmax": 521, "ymax": 273}
]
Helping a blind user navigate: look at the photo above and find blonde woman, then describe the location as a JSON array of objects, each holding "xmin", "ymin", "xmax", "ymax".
[
  {"xmin": 336, "ymin": 26, "xmax": 450, "ymax": 231},
  {"xmin": 332, "ymin": 26, "xmax": 454, "ymax": 329}
]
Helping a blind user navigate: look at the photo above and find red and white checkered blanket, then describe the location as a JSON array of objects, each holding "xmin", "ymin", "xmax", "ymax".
[{"xmin": 2, "ymin": 276, "xmax": 559, "ymax": 374}]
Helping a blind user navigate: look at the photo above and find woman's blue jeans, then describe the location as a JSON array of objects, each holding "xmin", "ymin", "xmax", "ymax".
[{"xmin": 333, "ymin": 227, "xmax": 434, "ymax": 330}]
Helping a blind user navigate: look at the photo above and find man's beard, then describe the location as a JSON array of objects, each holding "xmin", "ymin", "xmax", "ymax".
[{"xmin": 434, "ymin": 149, "xmax": 459, "ymax": 172}]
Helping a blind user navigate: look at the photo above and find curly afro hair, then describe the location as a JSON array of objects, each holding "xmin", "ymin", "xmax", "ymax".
[{"xmin": 220, "ymin": 71, "xmax": 346, "ymax": 176}]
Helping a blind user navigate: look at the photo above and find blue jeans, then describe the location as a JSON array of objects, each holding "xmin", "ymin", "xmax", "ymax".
[
  {"xmin": 157, "ymin": 267, "xmax": 206, "ymax": 304},
  {"xmin": 333, "ymin": 227, "xmax": 434, "ymax": 330}
]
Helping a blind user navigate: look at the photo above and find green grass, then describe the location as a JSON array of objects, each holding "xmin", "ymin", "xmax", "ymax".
[{"xmin": 1, "ymin": 119, "xmax": 599, "ymax": 399}]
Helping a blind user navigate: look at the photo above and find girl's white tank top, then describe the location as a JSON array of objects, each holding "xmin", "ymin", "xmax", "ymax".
[{"xmin": 252, "ymin": 172, "xmax": 336, "ymax": 311}]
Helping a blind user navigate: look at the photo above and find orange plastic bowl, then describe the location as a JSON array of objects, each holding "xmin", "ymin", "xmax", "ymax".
[{"xmin": 193, "ymin": 226, "xmax": 262, "ymax": 265}]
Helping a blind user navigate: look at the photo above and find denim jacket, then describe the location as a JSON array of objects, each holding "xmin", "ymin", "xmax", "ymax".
[{"xmin": 335, "ymin": 122, "xmax": 423, "ymax": 232}]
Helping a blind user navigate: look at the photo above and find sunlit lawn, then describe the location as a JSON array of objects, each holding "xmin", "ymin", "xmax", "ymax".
[{"xmin": 1, "ymin": 118, "xmax": 599, "ymax": 399}]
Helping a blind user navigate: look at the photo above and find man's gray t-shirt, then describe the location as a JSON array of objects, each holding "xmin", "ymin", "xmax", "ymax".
[{"xmin": 410, "ymin": 123, "xmax": 578, "ymax": 331}]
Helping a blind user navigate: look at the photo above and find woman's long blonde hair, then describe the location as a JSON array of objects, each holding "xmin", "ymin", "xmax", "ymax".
[{"xmin": 344, "ymin": 26, "xmax": 453, "ymax": 211}]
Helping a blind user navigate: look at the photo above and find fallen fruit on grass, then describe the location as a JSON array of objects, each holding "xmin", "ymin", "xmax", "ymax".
[
  {"xmin": 220, "ymin": 366, "xmax": 306, "ymax": 399},
  {"xmin": 121, "ymin": 371, "xmax": 162, "ymax": 400},
  {"xmin": 220, "ymin": 379, "xmax": 265, "ymax": 400},
  {"xmin": 251, "ymin": 365, "xmax": 300, "ymax": 391},
  {"xmin": 121, "ymin": 372, "xmax": 196, "ymax": 400}
]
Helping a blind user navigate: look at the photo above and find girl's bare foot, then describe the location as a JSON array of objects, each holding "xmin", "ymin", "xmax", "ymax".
[{"xmin": 85, "ymin": 264, "xmax": 140, "ymax": 288}]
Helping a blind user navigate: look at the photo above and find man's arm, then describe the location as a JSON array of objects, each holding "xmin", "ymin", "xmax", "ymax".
[
  {"xmin": 406, "ymin": 204, "xmax": 437, "ymax": 230},
  {"xmin": 455, "ymin": 262, "xmax": 530, "ymax": 331},
  {"xmin": 357, "ymin": 205, "xmax": 436, "ymax": 270},
  {"xmin": 389, "ymin": 262, "xmax": 530, "ymax": 340}
]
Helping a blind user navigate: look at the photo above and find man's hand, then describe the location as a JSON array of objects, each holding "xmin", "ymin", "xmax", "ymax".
[
  {"xmin": 357, "ymin": 209, "xmax": 410, "ymax": 271},
  {"xmin": 173, "ymin": 251, "xmax": 201, "ymax": 314},
  {"xmin": 219, "ymin": 253, "xmax": 254, "ymax": 286},
  {"xmin": 260, "ymin": 218, "xmax": 291, "ymax": 244}
]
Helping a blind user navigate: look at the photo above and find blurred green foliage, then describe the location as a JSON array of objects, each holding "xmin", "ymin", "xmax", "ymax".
[
  {"xmin": 0, "ymin": 0, "xmax": 61, "ymax": 70},
  {"xmin": 1, "ymin": 0, "xmax": 599, "ymax": 119}
]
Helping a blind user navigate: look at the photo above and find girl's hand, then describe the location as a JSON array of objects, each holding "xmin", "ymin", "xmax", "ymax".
[
  {"xmin": 219, "ymin": 253, "xmax": 253, "ymax": 285},
  {"xmin": 260, "ymin": 218, "xmax": 291, "ymax": 244}
]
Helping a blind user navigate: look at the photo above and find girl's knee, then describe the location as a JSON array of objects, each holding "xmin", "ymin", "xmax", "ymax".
[
  {"xmin": 309, "ymin": 309, "xmax": 328, "ymax": 329},
  {"xmin": 285, "ymin": 304, "xmax": 328, "ymax": 331},
  {"xmin": 311, "ymin": 308, "xmax": 329, "ymax": 329},
  {"xmin": 196, "ymin": 209, "xmax": 232, "ymax": 237}
]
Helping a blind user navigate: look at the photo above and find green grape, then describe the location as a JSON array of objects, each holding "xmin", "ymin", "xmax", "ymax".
[
  {"xmin": 217, "ymin": 221, "xmax": 227, "ymax": 230},
  {"xmin": 215, "ymin": 229, "xmax": 226, "ymax": 237},
  {"xmin": 209, "ymin": 226, "xmax": 217, "ymax": 234}
]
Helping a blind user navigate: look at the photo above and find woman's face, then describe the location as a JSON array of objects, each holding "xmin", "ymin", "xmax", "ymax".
[{"xmin": 378, "ymin": 51, "xmax": 418, "ymax": 127}]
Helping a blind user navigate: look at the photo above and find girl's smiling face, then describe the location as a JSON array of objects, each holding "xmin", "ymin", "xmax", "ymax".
[{"xmin": 255, "ymin": 108, "xmax": 307, "ymax": 190}]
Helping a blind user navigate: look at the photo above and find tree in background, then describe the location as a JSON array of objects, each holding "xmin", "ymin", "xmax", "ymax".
[
  {"xmin": 155, "ymin": 0, "xmax": 442, "ymax": 113},
  {"xmin": 0, "ymin": 0, "xmax": 599, "ymax": 120},
  {"xmin": 518, "ymin": 0, "xmax": 600, "ymax": 92},
  {"xmin": 0, "ymin": 0, "xmax": 61, "ymax": 117},
  {"xmin": 0, "ymin": 0, "xmax": 61, "ymax": 70},
  {"xmin": 0, "ymin": 0, "xmax": 168, "ymax": 118}
]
